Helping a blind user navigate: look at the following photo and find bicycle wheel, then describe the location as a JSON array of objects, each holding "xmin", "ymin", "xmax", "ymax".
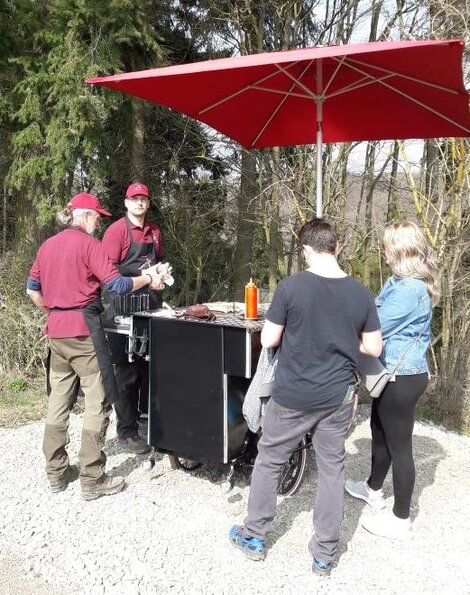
[{"xmin": 277, "ymin": 436, "xmax": 309, "ymax": 497}]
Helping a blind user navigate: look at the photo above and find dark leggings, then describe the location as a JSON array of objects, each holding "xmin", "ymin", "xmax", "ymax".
[{"xmin": 368, "ymin": 373, "xmax": 428, "ymax": 519}]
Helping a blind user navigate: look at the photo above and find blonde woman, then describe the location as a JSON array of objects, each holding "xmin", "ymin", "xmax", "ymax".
[{"xmin": 346, "ymin": 220, "xmax": 440, "ymax": 540}]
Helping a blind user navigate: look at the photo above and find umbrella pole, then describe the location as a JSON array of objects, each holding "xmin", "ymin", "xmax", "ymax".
[
  {"xmin": 316, "ymin": 123, "xmax": 323, "ymax": 218},
  {"xmin": 316, "ymin": 60, "xmax": 323, "ymax": 219}
]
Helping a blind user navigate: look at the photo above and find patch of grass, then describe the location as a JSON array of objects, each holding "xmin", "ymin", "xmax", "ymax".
[
  {"xmin": 6, "ymin": 377, "xmax": 29, "ymax": 392},
  {"xmin": 417, "ymin": 403, "xmax": 444, "ymax": 426},
  {"xmin": 0, "ymin": 373, "xmax": 48, "ymax": 428},
  {"xmin": 0, "ymin": 372, "xmax": 87, "ymax": 429},
  {"xmin": 417, "ymin": 402, "xmax": 470, "ymax": 436}
]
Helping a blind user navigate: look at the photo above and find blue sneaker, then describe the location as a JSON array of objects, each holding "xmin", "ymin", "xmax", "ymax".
[
  {"xmin": 312, "ymin": 557, "xmax": 333, "ymax": 576},
  {"xmin": 229, "ymin": 525, "xmax": 266, "ymax": 560}
]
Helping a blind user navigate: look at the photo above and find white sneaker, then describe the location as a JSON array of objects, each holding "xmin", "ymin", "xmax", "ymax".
[
  {"xmin": 362, "ymin": 511, "xmax": 412, "ymax": 541},
  {"xmin": 345, "ymin": 479, "xmax": 386, "ymax": 510}
]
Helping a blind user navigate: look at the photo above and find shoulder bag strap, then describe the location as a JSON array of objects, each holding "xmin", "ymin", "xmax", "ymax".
[{"xmin": 390, "ymin": 321, "xmax": 427, "ymax": 375}]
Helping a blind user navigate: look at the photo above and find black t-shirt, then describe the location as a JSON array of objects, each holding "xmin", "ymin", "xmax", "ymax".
[{"xmin": 267, "ymin": 270, "xmax": 380, "ymax": 410}]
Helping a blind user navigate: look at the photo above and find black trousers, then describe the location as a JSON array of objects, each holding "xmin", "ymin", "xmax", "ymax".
[
  {"xmin": 114, "ymin": 359, "xmax": 149, "ymax": 438},
  {"xmin": 368, "ymin": 373, "xmax": 428, "ymax": 518}
]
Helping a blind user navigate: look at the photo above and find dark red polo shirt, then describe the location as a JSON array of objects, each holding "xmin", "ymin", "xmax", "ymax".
[
  {"xmin": 29, "ymin": 228, "xmax": 119, "ymax": 338},
  {"xmin": 102, "ymin": 217, "xmax": 164, "ymax": 265}
]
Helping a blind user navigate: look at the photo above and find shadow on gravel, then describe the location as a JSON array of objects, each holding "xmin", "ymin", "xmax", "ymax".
[
  {"xmin": 337, "ymin": 434, "xmax": 446, "ymax": 560},
  {"xmin": 266, "ymin": 457, "xmax": 317, "ymax": 546},
  {"xmin": 263, "ymin": 433, "xmax": 446, "ymax": 561},
  {"xmin": 109, "ymin": 456, "xmax": 146, "ymax": 477},
  {"xmin": 408, "ymin": 434, "xmax": 447, "ymax": 517},
  {"xmin": 161, "ymin": 458, "xmax": 256, "ymax": 489},
  {"xmin": 104, "ymin": 436, "xmax": 163, "ymax": 478}
]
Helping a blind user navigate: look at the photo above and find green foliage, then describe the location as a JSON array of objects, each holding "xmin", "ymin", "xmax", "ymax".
[
  {"xmin": 0, "ymin": 372, "xmax": 48, "ymax": 428},
  {"xmin": 162, "ymin": 176, "xmax": 233, "ymax": 305},
  {"xmin": 2, "ymin": 0, "xmax": 166, "ymax": 234},
  {"xmin": 0, "ymin": 0, "xmax": 468, "ymax": 434},
  {"xmin": 417, "ymin": 404, "xmax": 444, "ymax": 426},
  {"xmin": 6, "ymin": 378, "xmax": 28, "ymax": 392},
  {"xmin": 0, "ymin": 249, "xmax": 48, "ymax": 374}
]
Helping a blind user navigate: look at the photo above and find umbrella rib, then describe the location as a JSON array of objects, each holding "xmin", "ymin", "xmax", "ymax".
[
  {"xmin": 251, "ymin": 58, "xmax": 318, "ymax": 100},
  {"xmin": 275, "ymin": 62, "xmax": 318, "ymax": 99},
  {"xmin": 250, "ymin": 62, "xmax": 314, "ymax": 147},
  {"xmin": 376, "ymin": 80, "xmax": 470, "ymax": 133},
  {"xmin": 249, "ymin": 85, "xmax": 311, "ymax": 100},
  {"xmin": 249, "ymin": 96, "xmax": 288, "ymax": 147},
  {"xmin": 199, "ymin": 59, "xmax": 318, "ymax": 147},
  {"xmin": 339, "ymin": 58, "xmax": 470, "ymax": 133},
  {"xmin": 344, "ymin": 57, "xmax": 460, "ymax": 95},
  {"xmin": 322, "ymin": 55, "xmax": 347, "ymax": 96},
  {"xmin": 325, "ymin": 73, "xmax": 396, "ymax": 99},
  {"xmin": 198, "ymin": 61, "xmax": 311, "ymax": 115}
]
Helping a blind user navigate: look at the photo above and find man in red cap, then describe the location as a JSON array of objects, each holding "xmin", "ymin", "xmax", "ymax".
[
  {"xmin": 27, "ymin": 193, "xmax": 163, "ymax": 500},
  {"xmin": 102, "ymin": 182, "xmax": 171, "ymax": 454}
]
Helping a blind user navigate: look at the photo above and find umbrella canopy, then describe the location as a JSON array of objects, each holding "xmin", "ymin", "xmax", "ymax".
[{"xmin": 87, "ymin": 39, "xmax": 470, "ymax": 216}]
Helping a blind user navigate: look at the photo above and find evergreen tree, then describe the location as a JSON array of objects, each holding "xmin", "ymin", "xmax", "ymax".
[{"xmin": 2, "ymin": 0, "xmax": 163, "ymax": 248}]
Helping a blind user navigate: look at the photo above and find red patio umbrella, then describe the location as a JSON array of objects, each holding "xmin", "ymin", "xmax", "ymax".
[{"xmin": 87, "ymin": 39, "xmax": 470, "ymax": 217}]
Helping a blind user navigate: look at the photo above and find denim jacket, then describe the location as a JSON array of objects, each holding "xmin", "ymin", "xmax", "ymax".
[{"xmin": 376, "ymin": 276, "xmax": 432, "ymax": 375}]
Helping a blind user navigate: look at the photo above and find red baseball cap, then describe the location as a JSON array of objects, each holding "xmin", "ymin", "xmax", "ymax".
[
  {"xmin": 67, "ymin": 193, "xmax": 111, "ymax": 217},
  {"xmin": 126, "ymin": 183, "xmax": 149, "ymax": 198}
]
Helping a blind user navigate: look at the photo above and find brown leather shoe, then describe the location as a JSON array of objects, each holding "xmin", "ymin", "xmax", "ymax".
[
  {"xmin": 49, "ymin": 464, "xmax": 80, "ymax": 493},
  {"xmin": 81, "ymin": 474, "xmax": 126, "ymax": 501}
]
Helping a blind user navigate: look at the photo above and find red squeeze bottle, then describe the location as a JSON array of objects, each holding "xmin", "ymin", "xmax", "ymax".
[{"xmin": 245, "ymin": 278, "xmax": 258, "ymax": 319}]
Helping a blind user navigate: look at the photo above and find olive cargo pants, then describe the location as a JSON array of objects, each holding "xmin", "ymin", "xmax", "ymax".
[{"xmin": 43, "ymin": 337, "xmax": 112, "ymax": 488}]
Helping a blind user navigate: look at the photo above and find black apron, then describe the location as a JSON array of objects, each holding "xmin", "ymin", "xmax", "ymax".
[
  {"xmin": 47, "ymin": 299, "xmax": 119, "ymax": 405},
  {"xmin": 45, "ymin": 225, "xmax": 119, "ymax": 404},
  {"xmin": 103, "ymin": 217, "xmax": 161, "ymax": 319}
]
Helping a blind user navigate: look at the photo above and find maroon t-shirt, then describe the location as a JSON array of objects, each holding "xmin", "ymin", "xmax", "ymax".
[
  {"xmin": 102, "ymin": 217, "xmax": 164, "ymax": 265},
  {"xmin": 29, "ymin": 228, "xmax": 119, "ymax": 338}
]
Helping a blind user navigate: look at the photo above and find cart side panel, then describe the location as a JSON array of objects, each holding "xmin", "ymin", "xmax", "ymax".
[
  {"xmin": 224, "ymin": 327, "xmax": 261, "ymax": 378},
  {"xmin": 148, "ymin": 318, "xmax": 224, "ymax": 461},
  {"xmin": 226, "ymin": 375, "xmax": 251, "ymax": 461}
]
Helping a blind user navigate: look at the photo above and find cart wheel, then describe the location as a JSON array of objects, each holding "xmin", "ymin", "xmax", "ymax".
[
  {"xmin": 277, "ymin": 436, "xmax": 309, "ymax": 497},
  {"xmin": 141, "ymin": 458, "xmax": 155, "ymax": 471},
  {"xmin": 177, "ymin": 458, "xmax": 202, "ymax": 471},
  {"xmin": 220, "ymin": 479, "xmax": 233, "ymax": 494}
]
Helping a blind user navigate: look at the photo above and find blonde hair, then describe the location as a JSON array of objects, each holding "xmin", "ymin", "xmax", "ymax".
[{"xmin": 382, "ymin": 220, "xmax": 440, "ymax": 307}]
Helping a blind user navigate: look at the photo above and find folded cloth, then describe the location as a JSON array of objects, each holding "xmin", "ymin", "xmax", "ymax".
[
  {"xmin": 243, "ymin": 347, "xmax": 278, "ymax": 432},
  {"xmin": 184, "ymin": 304, "xmax": 216, "ymax": 321},
  {"xmin": 162, "ymin": 274, "xmax": 174, "ymax": 286}
]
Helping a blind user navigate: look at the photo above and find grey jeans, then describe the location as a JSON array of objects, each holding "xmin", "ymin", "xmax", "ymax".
[{"xmin": 244, "ymin": 397, "xmax": 355, "ymax": 562}]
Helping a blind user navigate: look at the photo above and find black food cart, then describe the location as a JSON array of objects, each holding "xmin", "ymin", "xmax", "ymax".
[{"xmin": 106, "ymin": 309, "xmax": 309, "ymax": 494}]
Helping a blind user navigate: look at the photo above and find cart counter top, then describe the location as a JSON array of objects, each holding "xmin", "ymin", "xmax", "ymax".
[{"xmin": 112, "ymin": 309, "xmax": 265, "ymax": 333}]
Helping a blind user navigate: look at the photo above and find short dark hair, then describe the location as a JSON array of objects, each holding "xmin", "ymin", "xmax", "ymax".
[{"xmin": 299, "ymin": 218, "xmax": 337, "ymax": 254}]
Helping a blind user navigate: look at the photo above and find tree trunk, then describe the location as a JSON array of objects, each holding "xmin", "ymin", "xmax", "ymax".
[
  {"xmin": 130, "ymin": 99, "xmax": 146, "ymax": 181},
  {"xmin": 362, "ymin": 142, "xmax": 376, "ymax": 287},
  {"xmin": 424, "ymin": 139, "xmax": 440, "ymax": 205},
  {"xmin": 386, "ymin": 141, "xmax": 400, "ymax": 221},
  {"xmin": 232, "ymin": 150, "xmax": 257, "ymax": 300},
  {"xmin": 268, "ymin": 147, "xmax": 280, "ymax": 294}
]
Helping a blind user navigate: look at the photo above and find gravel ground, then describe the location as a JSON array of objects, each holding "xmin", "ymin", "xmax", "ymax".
[{"xmin": 0, "ymin": 404, "xmax": 469, "ymax": 595}]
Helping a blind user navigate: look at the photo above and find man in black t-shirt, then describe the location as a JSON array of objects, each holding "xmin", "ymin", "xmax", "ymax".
[{"xmin": 229, "ymin": 219, "xmax": 382, "ymax": 576}]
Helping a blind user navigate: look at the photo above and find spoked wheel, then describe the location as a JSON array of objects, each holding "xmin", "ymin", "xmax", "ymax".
[
  {"xmin": 177, "ymin": 458, "xmax": 202, "ymax": 471},
  {"xmin": 277, "ymin": 436, "xmax": 309, "ymax": 497}
]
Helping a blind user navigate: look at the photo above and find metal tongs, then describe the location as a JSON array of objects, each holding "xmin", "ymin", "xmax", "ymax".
[
  {"xmin": 126, "ymin": 328, "xmax": 148, "ymax": 358},
  {"xmin": 162, "ymin": 301, "xmax": 184, "ymax": 318}
]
